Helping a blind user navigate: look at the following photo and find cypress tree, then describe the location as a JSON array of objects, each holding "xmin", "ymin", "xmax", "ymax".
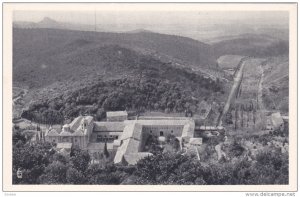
[{"xmin": 104, "ymin": 141, "xmax": 109, "ymax": 158}]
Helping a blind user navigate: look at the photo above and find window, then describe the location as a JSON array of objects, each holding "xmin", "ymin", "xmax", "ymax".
[
  {"xmin": 115, "ymin": 136, "xmax": 118, "ymax": 140},
  {"xmin": 160, "ymin": 131, "xmax": 164, "ymax": 136},
  {"xmin": 150, "ymin": 130, "xmax": 152, "ymax": 134},
  {"xmin": 171, "ymin": 130, "xmax": 173, "ymax": 133}
]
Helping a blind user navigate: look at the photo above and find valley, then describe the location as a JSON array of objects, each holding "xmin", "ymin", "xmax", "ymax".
[{"xmin": 12, "ymin": 17, "xmax": 289, "ymax": 185}]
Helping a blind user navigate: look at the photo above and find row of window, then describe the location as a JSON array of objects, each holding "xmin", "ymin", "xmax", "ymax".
[
  {"xmin": 149, "ymin": 131, "xmax": 171, "ymax": 136},
  {"xmin": 96, "ymin": 135, "xmax": 119, "ymax": 142}
]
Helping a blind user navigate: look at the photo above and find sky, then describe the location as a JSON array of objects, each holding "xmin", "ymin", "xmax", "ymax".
[
  {"xmin": 13, "ymin": 10, "xmax": 289, "ymax": 28},
  {"xmin": 13, "ymin": 10, "xmax": 289, "ymax": 41}
]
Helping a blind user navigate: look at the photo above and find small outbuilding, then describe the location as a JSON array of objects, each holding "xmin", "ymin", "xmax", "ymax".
[{"xmin": 107, "ymin": 111, "xmax": 128, "ymax": 122}]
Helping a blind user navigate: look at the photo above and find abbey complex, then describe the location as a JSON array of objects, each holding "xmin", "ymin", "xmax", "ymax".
[{"xmin": 44, "ymin": 111, "xmax": 204, "ymax": 165}]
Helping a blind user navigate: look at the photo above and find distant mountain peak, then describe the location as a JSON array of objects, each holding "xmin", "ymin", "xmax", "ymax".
[{"xmin": 39, "ymin": 17, "xmax": 59, "ymax": 25}]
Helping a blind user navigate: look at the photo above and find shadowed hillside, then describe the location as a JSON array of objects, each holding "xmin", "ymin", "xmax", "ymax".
[
  {"xmin": 17, "ymin": 44, "xmax": 226, "ymax": 123},
  {"xmin": 13, "ymin": 27, "xmax": 217, "ymax": 89}
]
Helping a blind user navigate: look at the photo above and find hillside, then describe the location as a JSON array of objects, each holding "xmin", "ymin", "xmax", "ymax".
[
  {"xmin": 217, "ymin": 55, "xmax": 245, "ymax": 69},
  {"xmin": 13, "ymin": 27, "xmax": 217, "ymax": 89},
  {"xmin": 17, "ymin": 44, "xmax": 226, "ymax": 123},
  {"xmin": 261, "ymin": 56, "xmax": 289, "ymax": 113},
  {"xmin": 212, "ymin": 34, "xmax": 289, "ymax": 58}
]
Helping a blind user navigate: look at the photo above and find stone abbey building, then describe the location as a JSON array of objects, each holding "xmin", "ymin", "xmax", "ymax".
[{"xmin": 45, "ymin": 111, "xmax": 202, "ymax": 165}]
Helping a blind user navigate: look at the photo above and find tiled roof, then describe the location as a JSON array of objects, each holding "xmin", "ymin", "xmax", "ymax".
[
  {"xmin": 125, "ymin": 119, "xmax": 192, "ymax": 126},
  {"xmin": 68, "ymin": 115, "xmax": 93, "ymax": 131},
  {"xmin": 121, "ymin": 122, "xmax": 142, "ymax": 140},
  {"xmin": 107, "ymin": 111, "xmax": 128, "ymax": 117},
  {"xmin": 93, "ymin": 122, "xmax": 125, "ymax": 132},
  {"xmin": 124, "ymin": 138, "xmax": 140, "ymax": 154},
  {"xmin": 139, "ymin": 116, "xmax": 189, "ymax": 120},
  {"xmin": 114, "ymin": 121, "xmax": 143, "ymax": 164},
  {"xmin": 84, "ymin": 116, "xmax": 94, "ymax": 124},
  {"xmin": 124, "ymin": 153, "xmax": 152, "ymax": 165},
  {"xmin": 60, "ymin": 131, "xmax": 73, "ymax": 136},
  {"xmin": 114, "ymin": 139, "xmax": 131, "ymax": 164},
  {"xmin": 54, "ymin": 116, "xmax": 94, "ymax": 136},
  {"xmin": 114, "ymin": 118, "xmax": 196, "ymax": 165},
  {"xmin": 69, "ymin": 116, "xmax": 84, "ymax": 132},
  {"xmin": 46, "ymin": 128, "xmax": 60, "ymax": 136}
]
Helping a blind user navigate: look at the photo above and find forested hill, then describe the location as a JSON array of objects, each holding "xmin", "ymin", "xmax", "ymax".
[
  {"xmin": 13, "ymin": 27, "xmax": 216, "ymax": 89},
  {"xmin": 17, "ymin": 42, "xmax": 225, "ymax": 123},
  {"xmin": 212, "ymin": 34, "xmax": 289, "ymax": 58}
]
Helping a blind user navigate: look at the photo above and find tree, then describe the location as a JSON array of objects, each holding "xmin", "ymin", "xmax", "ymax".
[
  {"xmin": 225, "ymin": 110, "xmax": 233, "ymax": 124},
  {"xmin": 66, "ymin": 167, "xmax": 86, "ymax": 184},
  {"xmin": 253, "ymin": 108, "xmax": 256, "ymax": 127},
  {"xmin": 13, "ymin": 142, "xmax": 54, "ymax": 184},
  {"xmin": 70, "ymin": 146, "xmax": 91, "ymax": 173},
  {"xmin": 86, "ymin": 164, "xmax": 127, "ymax": 185},
  {"xmin": 104, "ymin": 141, "xmax": 110, "ymax": 158},
  {"xmin": 165, "ymin": 134, "xmax": 180, "ymax": 152},
  {"xmin": 12, "ymin": 129, "xmax": 26, "ymax": 145},
  {"xmin": 144, "ymin": 135, "xmax": 163, "ymax": 154},
  {"xmin": 52, "ymin": 153, "xmax": 68, "ymax": 165},
  {"xmin": 134, "ymin": 152, "xmax": 205, "ymax": 185},
  {"xmin": 96, "ymin": 108, "xmax": 106, "ymax": 121},
  {"xmin": 39, "ymin": 161, "xmax": 68, "ymax": 184}
]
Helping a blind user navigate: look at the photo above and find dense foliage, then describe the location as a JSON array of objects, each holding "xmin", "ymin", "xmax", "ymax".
[
  {"xmin": 13, "ymin": 129, "xmax": 288, "ymax": 185},
  {"xmin": 22, "ymin": 73, "xmax": 223, "ymax": 124}
]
